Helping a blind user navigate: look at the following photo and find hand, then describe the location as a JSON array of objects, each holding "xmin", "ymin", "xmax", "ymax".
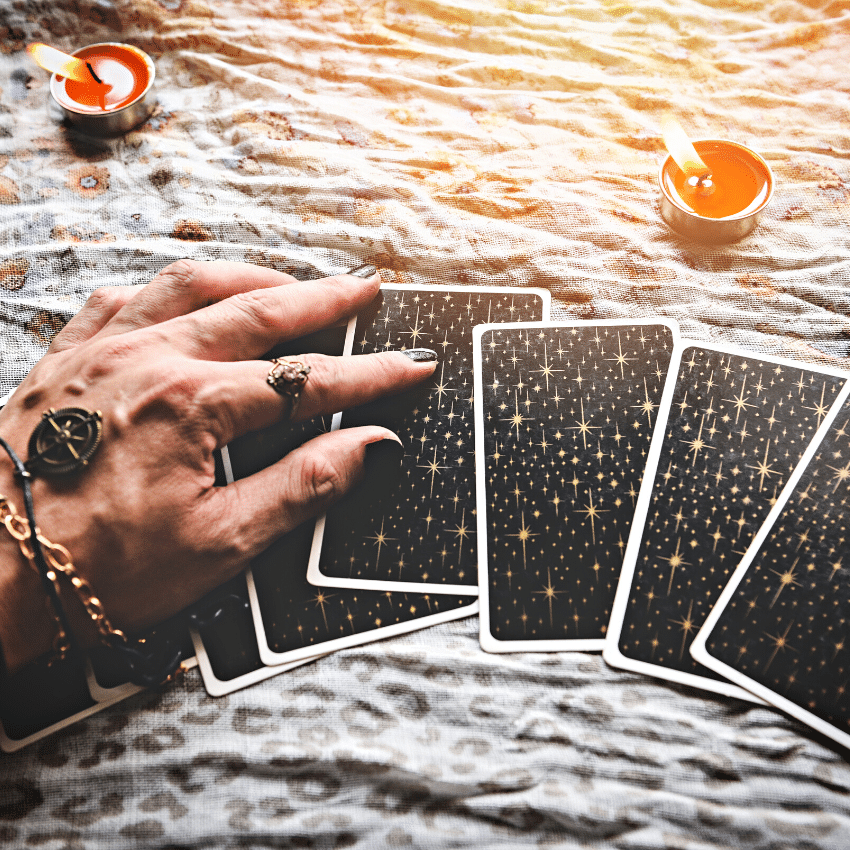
[{"xmin": 0, "ymin": 260, "xmax": 437, "ymax": 674}]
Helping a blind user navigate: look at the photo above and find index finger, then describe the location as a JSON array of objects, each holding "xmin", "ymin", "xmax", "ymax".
[
  {"xmin": 165, "ymin": 273, "xmax": 382, "ymax": 361},
  {"xmin": 100, "ymin": 259, "xmax": 304, "ymax": 335}
]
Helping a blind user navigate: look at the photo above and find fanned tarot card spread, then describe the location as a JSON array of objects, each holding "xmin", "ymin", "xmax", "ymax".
[
  {"xmin": 307, "ymin": 285, "xmax": 550, "ymax": 593},
  {"xmin": 474, "ymin": 320, "xmax": 678, "ymax": 652},
  {"xmin": 212, "ymin": 316, "xmax": 478, "ymax": 667},
  {"xmin": 604, "ymin": 343, "xmax": 848, "ymax": 698},
  {"xmin": 192, "ymin": 577, "xmax": 320, "ymax": 697},
  {"xmin": 692, "ymin": 383, "xmax": 850, "ymax": 748},
  {"xmin": 248, "ymin": 513, "xmax": 478, "ymax": 667}
]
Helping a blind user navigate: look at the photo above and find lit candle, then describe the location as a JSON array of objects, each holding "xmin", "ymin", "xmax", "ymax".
[
  {"xmin": 659, "ymin": 118, "xmax": 774, "ymax": 243},
  {"xmin": 29, "ymin": 42, "xmax": 156, "ymax": 136}
]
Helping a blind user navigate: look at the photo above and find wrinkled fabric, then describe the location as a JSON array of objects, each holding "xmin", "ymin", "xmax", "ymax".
[{"xmin": 1, "ymin": 0, "xmax": 850, "ymax": 846}]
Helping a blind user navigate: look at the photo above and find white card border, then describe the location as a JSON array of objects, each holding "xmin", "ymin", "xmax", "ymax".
[
  {"xmin": 2, "ymin": 655, "xmax": 199, "ymax": 752},
  {"xmin": 222, "ymin": 447, "xmax": 480, "ymax": 668},
  {"xmin": 86, "ymin": 655, "xmax": 197, "ymax": 703},
  {"xmin": 191, "ymin": 627, "xmax": 322, "ymax": 697},
  {"xmin": 86, "ymin": 659, "xmax": 146, "ymax": 703},
  {"xmin": 1, "ymin": 682, "xmax": 129, "ymax": 754},
  {"xmin": 603, "ymin": 339, "xmax": 849, "ymax": 700},
  {"xmin": 472, "ymin": 318, "xmax": 681, "ymax": 653},
  {"xmin": 306, "ymin": 283, "xmax": 551, "ymax": 594},
  {"xmin": 249, "ymin": 567, "xmax": 479, "ymax": 667},
  {"xmin": 691, "ymin": 380, "xmax": 850, "ymax": 748}
]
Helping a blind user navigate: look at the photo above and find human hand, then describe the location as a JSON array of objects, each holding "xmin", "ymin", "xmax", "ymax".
[{"xmin": 0, "ymin": 261, "xmax": 437, "ymax": 674}]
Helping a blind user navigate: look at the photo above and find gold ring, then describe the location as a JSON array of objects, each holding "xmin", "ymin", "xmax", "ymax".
[{"xmin": 267, "ymin": 358, "xmax": 311, "ymax": 419}]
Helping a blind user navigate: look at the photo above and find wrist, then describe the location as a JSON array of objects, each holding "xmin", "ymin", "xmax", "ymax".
[{"xmin": 0, "ymin": 462, "xmax": 56, "ymax": 674}]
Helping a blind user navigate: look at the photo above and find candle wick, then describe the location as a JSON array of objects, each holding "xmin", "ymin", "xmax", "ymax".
[
  {"xmin": 86, "ymin": 62, "xmax": 104, "ymax": 85},
  {"xmin": 686, "ymin": 173, "xmax": 715, "ymax": 196}
]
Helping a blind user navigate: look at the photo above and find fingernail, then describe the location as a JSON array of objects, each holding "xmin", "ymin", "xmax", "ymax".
[
  {"xmin": 403, "ymin": 348, "xmax": 438, "ymax": 363},
  {"xmin": 347, "ymin": 263, "xmax": 378, "ymax": 279},
  {"xmin": 362, "ymin": 438, "xmax": 405, "ymax": 496},
  {"xmin": 364, "ymin": 437, "xmax": 404, "ymax": 473}
]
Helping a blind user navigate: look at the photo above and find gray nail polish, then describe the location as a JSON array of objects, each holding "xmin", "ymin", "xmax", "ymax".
[
  {"xmin": 364, "ymin": 438, "xmax": 405, "ymax": 479},
  {"xmin": 347, "ymin": 263, "xmax": 378, "ymax": 279},
  {"xmin": 404, "ymin": 348, "xmax": 438, "ymax": 362},
  {"xmin": 336, "ymin": 438, "xmax": 404, "ymax": 513}
]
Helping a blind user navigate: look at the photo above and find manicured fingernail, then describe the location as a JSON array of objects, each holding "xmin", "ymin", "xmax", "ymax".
[
  {"xmin": 363, "ymin": 438, "xmax": 405, "ymax": 492},
  {"xmin": 347, "ymin": 263, "xmax": 378, "ymax": 279},
  {"xmin": 364, "ymin": 437, "xmax": 404, "ymax": 471},
  {"xmin": 403, "ymin": 348, "xmax": 438, "ymax": 363}
]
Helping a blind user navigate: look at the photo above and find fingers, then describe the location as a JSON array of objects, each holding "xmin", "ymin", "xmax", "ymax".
[
  {"xmin": 99, "ymin": 260, "xmax": 304, "ymax": 336},
  {"xmin": 47, "ymin": 285, "xmax": 144, "ymax": 353},
  {"xmin": 168, "ymin": 272, "xmax": 382, "ymax": 362},
  {"xmin": 208, "ymin": 426, "xmax": 401, "ymax": 561},
  {"xmin": 202, "ymin": 350, "xmax": 438, "ymax": 446}
]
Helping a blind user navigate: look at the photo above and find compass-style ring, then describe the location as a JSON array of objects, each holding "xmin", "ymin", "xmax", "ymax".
[{"xmin": 26, "ymin": 408, "xmax": 103, "ymax": 476}]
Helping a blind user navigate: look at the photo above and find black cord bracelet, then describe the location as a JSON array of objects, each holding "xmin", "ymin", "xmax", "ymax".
[
  {"xmin": 0, "ymin": 435, "xmax": 183, "ymax": 686},
  {"xmin": 0, "ymin": 436, "xmax": 80, "ymax": 657},
  {"xmin": 0, "ymin": 434, "xmax": 243, "ymax": 688}
]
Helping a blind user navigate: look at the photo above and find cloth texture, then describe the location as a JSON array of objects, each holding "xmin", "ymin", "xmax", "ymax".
[{"xmin": 2, "ymin": 0, "xmax": 850, "ymax": 846}]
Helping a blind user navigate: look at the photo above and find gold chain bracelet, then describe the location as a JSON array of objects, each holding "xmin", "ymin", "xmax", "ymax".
[{"xmin": 0, "ymin": 494, "xmax": 127, "ymax": 658}]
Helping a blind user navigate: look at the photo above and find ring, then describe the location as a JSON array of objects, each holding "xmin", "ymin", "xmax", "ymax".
[
  {"xmin": 26, "ymin": 407, "xmax": 103, "ymax": 476},
  {"xmin": 267, "ymin": 358, "xmax": 311, "ymax": 418}
]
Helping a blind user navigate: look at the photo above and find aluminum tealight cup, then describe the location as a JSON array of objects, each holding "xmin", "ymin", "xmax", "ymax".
[
  {"xmin": 658, "ymin": 139, "xmax": 774, "ymax": 244},
  {"xmin": 49, "ymin": 43, "xmax": 157, "ymax": 136}
]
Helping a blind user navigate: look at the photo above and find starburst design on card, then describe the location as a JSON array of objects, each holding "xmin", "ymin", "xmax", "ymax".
[
  {"xmin": 223, "ymin": 323, "xmax": 482, "ymax": 672},
  {"xmin": 319, "ymin": 289, "xmax": 545, "ymax": 586},
  {"xmin": 618, "ymin": 347, "xmax": 845, "ymax": 680},
  {"xmin": 705, "ymin": 402, "xmax": 850, "ymax": 734},
  {"xmin": 483, "ymin": 323, "xmax": 674, "ymax": 642},
  {"xmin": 251, "ymin": 526, "xmax": 478, "ymax": 651}
]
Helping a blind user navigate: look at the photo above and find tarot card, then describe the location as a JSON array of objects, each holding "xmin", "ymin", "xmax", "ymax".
[
  {"xmin": 229, "ymin": 440, "xmax": 478, "ymax": 668},
  {"xmin": 249, "ymin": 511, "xmax": 478, "ymax": 667},
  {"xmin": 604, "ymin": 342, "xmax": 848, "ymax": 698},
  {"xmin": 474, "ymin": 320, "xmax": 678, "ymax": 652},
  {"xmin": 215, "ymin": 315, "xmax": 478, "ymax": 666},
  {"xmin": 307, "ymin": 284, "xmax": 550, "ymax": 594},
  {"xmin": 692, "ymin": 382, "xmax": 850, "ymax": 748},
  {"xmin": 86, "ymin": 626, "xmax": 197, "ymax": 702},
  {"xmin": 1, "ymin": 654, "xmax": 126, "ymax": 753},
  {"xmin": 191, "ymin": 576, "xmax": 322, "ymax": 696}
]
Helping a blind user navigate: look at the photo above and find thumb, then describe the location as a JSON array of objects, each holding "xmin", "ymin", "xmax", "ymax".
[{"xmin": 207, "ymin": 426, "xmax": 404, "ymax": 569}]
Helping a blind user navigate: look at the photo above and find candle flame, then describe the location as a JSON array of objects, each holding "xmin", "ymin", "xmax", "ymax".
[
  {"xmin": 662, "ymin": 114, "xmax": 711, "ymax": 179},
  {"xmin": 27, "ymin": 43, "xmax": 90, "ymax": 84}
]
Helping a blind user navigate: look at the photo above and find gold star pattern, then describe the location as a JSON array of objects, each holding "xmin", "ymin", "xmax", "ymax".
[
  {"xmin": 483, "ymin": 323, "xmax": 673, "ymax": 642},
  {"xmin": 618, "ymin": 346, "xmax": 844, "ymax": 685},
  {"xmin": 317, "ymin": 287, "xmax": 545, "ymax": 586},
  {"xmin": 213, "ymin": 318, "xmax": 480, "ymax": 674},
  {"xmin": 703, "ymin": 395, "xmax": 850, "ymax": 735}
]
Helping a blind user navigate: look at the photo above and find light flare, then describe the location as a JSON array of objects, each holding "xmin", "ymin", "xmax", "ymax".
[
  {"xmin": 27, "ymin": 43, "xmax": 91, "ymax": 83},
  {"xmin": 661, "ymin": 114, "xmax": 712, "ymax": 188}
]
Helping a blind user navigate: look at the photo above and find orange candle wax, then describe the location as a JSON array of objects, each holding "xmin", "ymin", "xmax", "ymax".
[
  {"xmin": 658, "ymin": 139, "xmax": 774, "ymax": 243},
  {"xmin": 661, "ymin": 140, "xmax": 771, "ymax": 219},
  {"xmin": 48, "ymin": 43, "xmax": 156, "ymax": 135},
  {"xmin": 52, "ymin": 44, "xmax": 151, "ymax": 113}
]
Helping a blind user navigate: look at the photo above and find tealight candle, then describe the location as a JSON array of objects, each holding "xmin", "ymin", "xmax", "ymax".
[
  {"xmin": 35, "ymin": 42, "xmax": 156, "ymax": 135},
  {"xmin": 659, "ymin": 139, "xmax": 774, "ymax": 243}
]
